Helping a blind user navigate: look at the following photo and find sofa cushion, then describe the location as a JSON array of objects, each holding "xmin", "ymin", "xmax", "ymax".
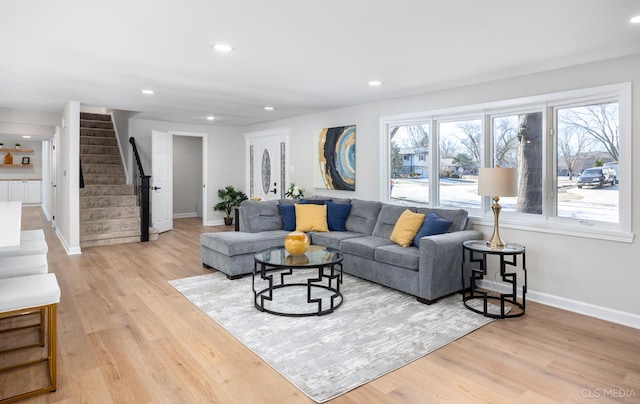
[
  {"xmin": 325, "ymin": 201, "xmax": 352, "ymax": 231},
  {"xmin": 309, "ymin": 231, "xmax": 363, "ymax": 250},
  {"xmin": 345, "ymin": 199, "xmax": 382, "ymax": 235},
  {"xmin": 200, "ymin": 230, "xmax": 288, "ymax": 256},
  {"xmin": 413, "ymin": 212, "xmax": 453, "ymax": 247},
  {"xmin": 239, "ymin": 200, "xmax": 283, "ymax": 233},
  {"xmin": 372, "ymin": 204, "xmax": 417, "ymax": 239},
  {"xmin": 390, "ymin": 209, "xmax": 425, "ymax": 247},
  {"xmin": 340, "ymin": 236, "xmax": 394, "ymax": 260},
  {"xmin": 295, "ymin": 204, "xmax": 329, "ymax": 232},
  {"xmin": 416, "ymin": 207, "xmax": 468, "ymax": 232},
  {"xmin": 278, "ymin": 204, "xmax": 296, "ymax": 231},
  {"xmin": 299, "ymin": 198, "xmax": 329, "ymax": 205},
  {"xmin": 375, "ymin": 244, "xmax": 420, "ymax": 271}
]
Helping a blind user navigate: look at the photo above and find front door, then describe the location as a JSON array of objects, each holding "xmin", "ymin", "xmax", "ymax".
[
  {"xmin": 245, "ymin": 128, "xmax": 290, "ymax": 201},
  {"xmin": 151, "ymin": 130, "xmax": 173, "ymax": 233}
]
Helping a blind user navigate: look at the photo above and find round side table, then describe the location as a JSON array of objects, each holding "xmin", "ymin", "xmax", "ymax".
[{"xmin": 461, "ymin": 240, "xmax": 527, "ymax": 319}]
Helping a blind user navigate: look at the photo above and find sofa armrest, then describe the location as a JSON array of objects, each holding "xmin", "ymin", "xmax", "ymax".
[{"xmin": 417, "ymin": 229, "xmax": 483, "ymax": 301}]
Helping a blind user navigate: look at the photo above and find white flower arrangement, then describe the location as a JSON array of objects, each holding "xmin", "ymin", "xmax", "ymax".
[{"xmin": 285, "ymin": 183, "xmax": 305, "ymax": 199}]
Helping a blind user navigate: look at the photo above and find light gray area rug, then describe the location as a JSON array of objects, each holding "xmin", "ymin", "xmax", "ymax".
[{"xmin": 169, "ymin": 270, "xmax": 493, "ymax": 403}]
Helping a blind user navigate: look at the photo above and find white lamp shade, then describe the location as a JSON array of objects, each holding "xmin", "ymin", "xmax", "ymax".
[{"xmin": 478, "ymin": 167, "xmax": 517, "ymax": 197}]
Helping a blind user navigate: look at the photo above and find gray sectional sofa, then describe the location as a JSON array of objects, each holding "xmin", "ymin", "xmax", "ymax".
[{"xmin": 201, "ymin": 197, "xmax": 482, "ymax": 304}]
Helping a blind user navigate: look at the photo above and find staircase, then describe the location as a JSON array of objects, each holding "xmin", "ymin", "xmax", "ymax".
[{"xmin": 79, "ymin": 112, "xmax": 155, "ymax": 247}]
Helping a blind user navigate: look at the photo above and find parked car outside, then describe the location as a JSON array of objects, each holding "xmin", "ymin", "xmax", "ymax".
[
  {"xmin": 603, "ymin": 161, "xmax": 619, "ymax": 182},
  {"xmin": 577, "ymin": 167, "xmax": 617, "ymax": 189}
]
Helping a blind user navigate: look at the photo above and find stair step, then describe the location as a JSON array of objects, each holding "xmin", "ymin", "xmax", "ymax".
[
  {"xmin": 80, "ymin": 112, "xmax": 112, "ymax": 122},
  {"xmin": 80, "ymin": 145, "xmax": 120, "ymax": 155},
  {"xmin": 80, "ymin": 128, "xmax": 117, "ymax": 138},
  {"xmin": 81, "ymin": 154, "xmax": 122, "ymax": 165},
  {"xmin": 82, "ymin": 164, "xmax": 124, "ymax": 175},
  {"xmin": 80, "ymin": 184, "xmax": 134, "ymax": 196},
  {"xmin": 81, "ymin": 136, "xmax": 118, "ymax": 147},
  {"xmin": 81, "ymin": 206, "xmax": 139, "ymax": 221},
  {"xmin": 81, "ymin": 218, "xmax": 140, "ymax": 237},
  {"xmin": 80, "ymin": 120, "xmax": 114, "ymax": 130},
  {"xmin": 80, "ymin": 195, "xmax": 137, "ymax": 208},
  {"xmin": 82, "ymin": 174, "xmax": 126, "ymax": 185},
  {"xmin": 80, "ymin": 229, "xmax": 158, "ymax": 248}
]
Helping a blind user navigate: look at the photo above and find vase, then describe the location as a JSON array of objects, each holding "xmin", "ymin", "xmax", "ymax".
[
  {"xmin": 4, "ymin": 153, "xmax": 12, "ymax": 165},
  {"xmin": 284, "ymin": 231, "xmax": 310, "ymax": 255}
]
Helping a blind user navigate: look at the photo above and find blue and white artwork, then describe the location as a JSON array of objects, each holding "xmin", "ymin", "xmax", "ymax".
[{"xmin": 313, "ymin": 125, "xmax": 356, "ymax": 191}]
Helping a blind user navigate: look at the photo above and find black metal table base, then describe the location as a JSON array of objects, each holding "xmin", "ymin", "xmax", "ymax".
[
  {"xmin": 462, "ymin": 241, "xmax": 527, "ymax": 319},
  {"xmin": 253, "ymin": 263, "xmax": 343, "ymax": 317}
]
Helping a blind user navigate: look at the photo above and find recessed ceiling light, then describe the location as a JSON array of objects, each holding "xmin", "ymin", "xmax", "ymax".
[
  {"xmin": 264, "ymin": 106, "xmax": 274, "ymax": 111},
  {"xmin": 213, "ymin": 43, "xmax": 234, "ymax": 52},
  {"xmin": 141, "ymin": 89, "xmax": 154, "ymax": 95},
  {"xmin": 631, "ymin": 15, "xmax": 640, "ymax": 23},
  {"xmin": 368, "ymin": 80, "xmax": 383, "ymax": 87},
  {"xmin": 206, "ymin": 115, "xmax": 215, "ymax": 121},
  {"xmin": 22, "ymin": 135, "xmax": 31, "ymax": 139}
]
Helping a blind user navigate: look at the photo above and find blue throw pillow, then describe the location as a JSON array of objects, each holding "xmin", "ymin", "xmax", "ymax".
[
  {"xmin": 299, "ymin": 198, "xmax": 330, "ymax": 205},
  {"xmin": 413, "ymin": 212, "xmax": 453, "ymax": 247},
  {"xmin": 279, "ymin": 204, "xmax": 296, "ymax": 231},
  {"xmin": 325, "ymin": 201, "xmax": 352, "ymax": 231}
]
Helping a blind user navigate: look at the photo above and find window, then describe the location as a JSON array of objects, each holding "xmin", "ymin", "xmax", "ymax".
[
  {"xmin": 389, "ymin": 123, "xmax": 430, "ymax": 205},
  {"xmin": 490, "ymin": 111, "xmax": 543, "ymax": 215},
  {"xmin": 383, "ymin": 83, "xmax": 631, "ymax": 241},
  {"xmin": 438, "ymin": 118, "xmax": 482, "ymax": 209},
  {"xmin": 555, "ymin": 100, "xmax": 619, "ymax": 224}
]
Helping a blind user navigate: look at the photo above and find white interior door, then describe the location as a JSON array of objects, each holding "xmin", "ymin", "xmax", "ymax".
[
  {"xmin": 152, "ymin": 130, "xmax": 173, "ymax": 233},
  {"xmin": 246, "ymin": 131, "xmax": 289, "ymax": 201}
]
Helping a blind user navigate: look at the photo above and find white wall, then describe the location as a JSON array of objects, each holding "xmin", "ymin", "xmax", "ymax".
[
  {"xmin": 56, "ymin": 101, "xmax": 81, "ymax": 254},
  {"xmin": 128, "ymin": 119, "xmax": 244, "ymax": 225},
  {"xmin": 0, "ymin": 140, "xmax": 43, "ymax": 180},
  {"xmin": 241, "ymin": 53, "xmax": 640, "ymax": 327}
]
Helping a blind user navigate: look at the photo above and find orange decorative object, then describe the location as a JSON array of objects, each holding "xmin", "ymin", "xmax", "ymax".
[
  {"xmin": 4, "ymin": 152, "xmax": 12, "ymax": 165},
  {"xmin": 284, "ymin": 231, "xmax": 310, "ymax": 255}
]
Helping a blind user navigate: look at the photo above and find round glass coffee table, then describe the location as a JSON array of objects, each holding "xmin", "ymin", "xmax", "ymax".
[{"xmin": 253, "ymin": 245, "xmax": 343, "ymax": 317}]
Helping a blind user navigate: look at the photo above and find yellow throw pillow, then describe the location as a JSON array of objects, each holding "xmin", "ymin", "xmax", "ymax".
[
  {"xmin": 295, "ymin": 203, "xmax": 329, "ymax": 232},
  {"xmin": 390, "ymin": 209, "xmax": 426, "ymax": 247}
]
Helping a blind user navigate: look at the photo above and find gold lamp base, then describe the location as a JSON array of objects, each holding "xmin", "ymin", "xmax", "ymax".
[{"xmin": 487, "ymin": 196, "xmax": 506, "ymax": 249}]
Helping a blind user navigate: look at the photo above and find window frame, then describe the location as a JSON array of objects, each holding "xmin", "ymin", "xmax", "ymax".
[{"xmin": 380, "ymin": 82, "xmax": 633, "ymax": 242}]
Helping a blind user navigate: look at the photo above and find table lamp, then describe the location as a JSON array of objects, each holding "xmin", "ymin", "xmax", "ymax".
[{"xmin": 478, "ymin": 167, "xmax": 517, "ymax": 248}]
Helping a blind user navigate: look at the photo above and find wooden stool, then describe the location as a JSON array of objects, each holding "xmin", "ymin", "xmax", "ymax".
[
  {"xmin": 0, "ymin": 273, "xmax": 60, "ymax": 403},
  {"xmin": 0, "ymin": 254, "xmax": 48, "ymax": 279},
  {"xmin": 0, "ymin": 239, "xmax": 48, "ymax": 258},
  {"xmin": 20, "ymin": 229, "xmax": 45, "ymax": 241}
]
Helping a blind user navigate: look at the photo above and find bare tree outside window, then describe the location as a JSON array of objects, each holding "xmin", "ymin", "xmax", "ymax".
[{"xmin": 556, "ymin": 102, "xmax": 619, "ymax": 223}]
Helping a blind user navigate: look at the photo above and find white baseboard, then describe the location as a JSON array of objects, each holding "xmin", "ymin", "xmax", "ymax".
[
  {"xmin": 477, "ymin": 280, "xmax": 640, "ymax": 330},
  {"xmin": 173, "ymin": 212, "xmax": 198, "ymax": 219},
  {"xmin": 54, "ymin": 227, "xmax": 82, "ymax": 255},
  {"xmin": 204, "ymin": 219, "xmax": 229, "ymax": 226}
]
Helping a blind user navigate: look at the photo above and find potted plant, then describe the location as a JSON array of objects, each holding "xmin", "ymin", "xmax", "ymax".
[
  {"xmin": 213, "ymin": 185, "xmax": 248, "ymax": 225},
  {"xmin": 15, "ymin": 143, "xmax": 20, "ymax": 149}
]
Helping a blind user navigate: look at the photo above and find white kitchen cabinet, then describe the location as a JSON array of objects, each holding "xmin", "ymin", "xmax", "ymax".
[
  {"xmin": 6, "ymin": 180, "xmax": 41, "ymax": 204},
  {"xmin": 0, "ymin": 181, "xmax": 8, "ymax": 202}
]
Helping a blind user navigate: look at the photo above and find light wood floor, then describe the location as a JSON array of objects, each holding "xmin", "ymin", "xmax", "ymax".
[{"xmin": 3, "ymin": 207, "xmax": 639, "ymax": 403}]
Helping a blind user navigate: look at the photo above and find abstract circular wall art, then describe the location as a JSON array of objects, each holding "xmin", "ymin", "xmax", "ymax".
[{"xmin": 314, "ymin": 125, "xmax": 356, "ymax": 191}]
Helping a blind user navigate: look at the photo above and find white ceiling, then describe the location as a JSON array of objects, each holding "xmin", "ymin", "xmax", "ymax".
[{"xmin": 1, "ymin": 0, "xmax": 640, "ymax": 128}]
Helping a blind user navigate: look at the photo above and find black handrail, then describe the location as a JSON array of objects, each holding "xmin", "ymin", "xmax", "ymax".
[
  {"xmin": 129, "ymin": 137, "xmax": 150, "ymax": 242},
  {"xmin": 79, "ymin": 159, "xmax": 85, "ymax": 188},
  {"xmin": 129, "ymin": 137, "xmax": 145, "ymax": 176}
]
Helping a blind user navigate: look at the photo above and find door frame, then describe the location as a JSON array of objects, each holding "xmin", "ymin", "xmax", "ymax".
[
  {"xmin": 169, "ymin": 131, "xmax": 208, "ymax": 226},
  {"xmin": 244, "ymin": 127, "xmax": 290, "ymax": 200}
]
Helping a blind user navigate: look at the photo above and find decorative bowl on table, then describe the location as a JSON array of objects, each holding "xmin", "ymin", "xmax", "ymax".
[{"xmin": 284, "ymin": 231, "xmax": 310, "ymax": 255}]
